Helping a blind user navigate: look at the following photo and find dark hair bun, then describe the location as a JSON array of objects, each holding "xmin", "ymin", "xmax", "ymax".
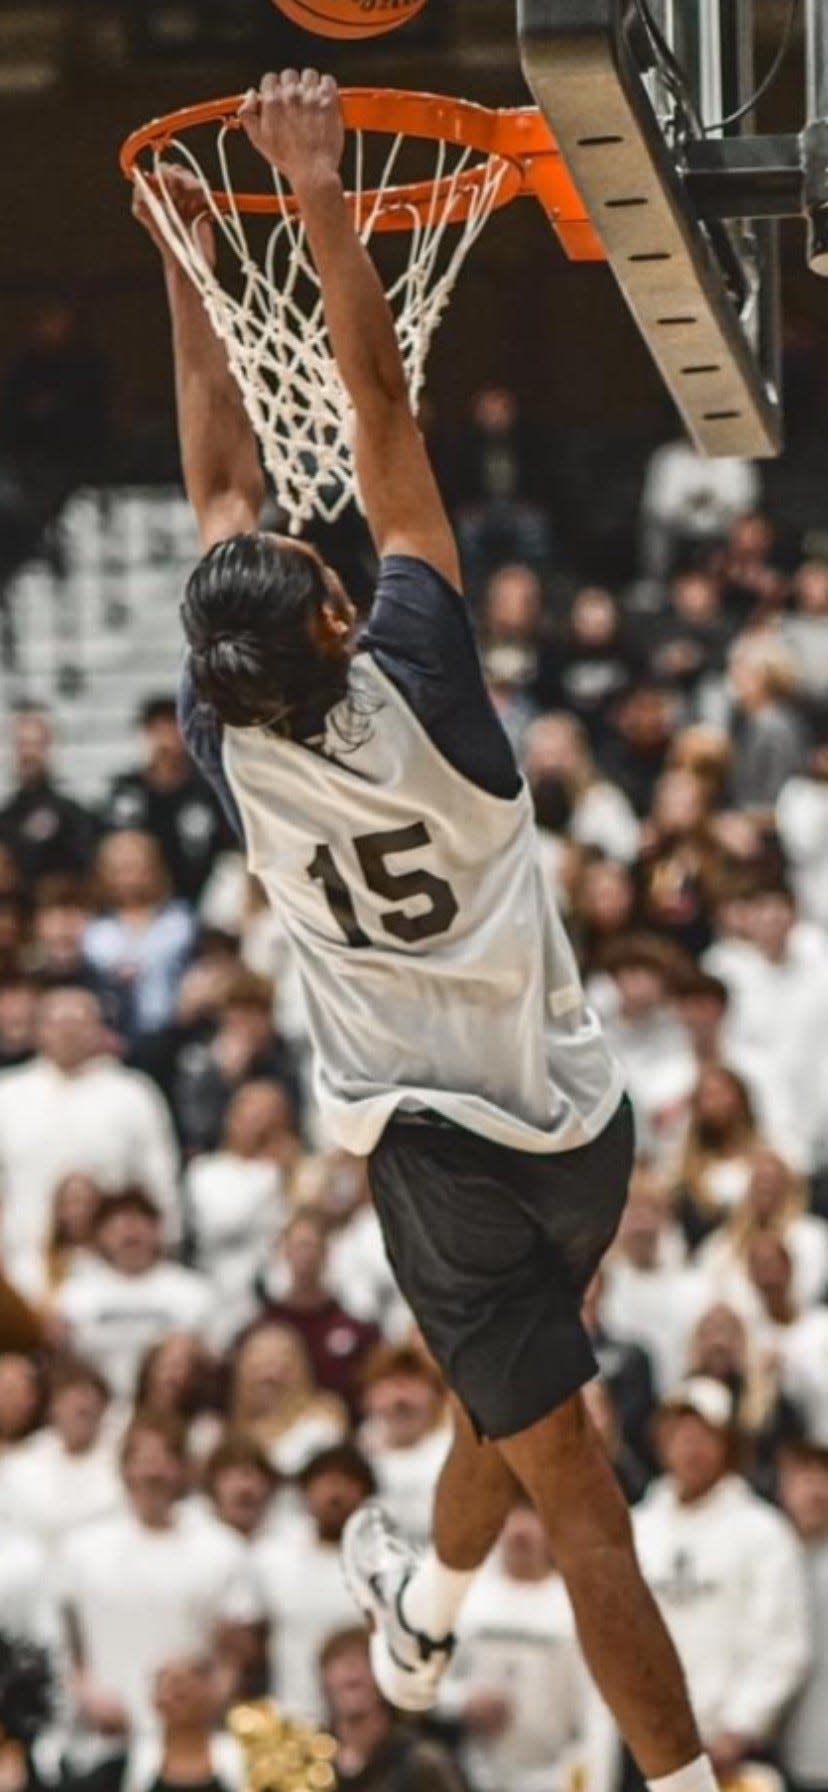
[{"xmin": 182, "ymin": 534, "xmax": 348, "ymax": 737}]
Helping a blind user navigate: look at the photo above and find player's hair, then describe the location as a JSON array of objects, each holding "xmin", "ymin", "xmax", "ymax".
[{"xmin": 182, "ymin": 533, "xmax": 349, "ymax": 738}]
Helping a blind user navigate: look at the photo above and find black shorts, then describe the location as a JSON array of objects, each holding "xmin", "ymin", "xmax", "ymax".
[{"xmin": 368, "ymin": 1095, "xmax": 635, "ymax": 1439}]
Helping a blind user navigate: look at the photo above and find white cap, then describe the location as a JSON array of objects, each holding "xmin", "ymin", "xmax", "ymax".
[{"xmin": 663, "ymin": 1376, "xmax": 735, "ymax": 1432}]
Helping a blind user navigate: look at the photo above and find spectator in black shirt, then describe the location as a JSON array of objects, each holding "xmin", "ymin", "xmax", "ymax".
[
  {"xmin": 103, "ymin": 697, "xmax": 234, "ymax": 904},
  {"xmin": 0, "ymin": 705, "xmax": 97, "ymax": 890},
  {"xmin": 173, "ymin": 970, "xmax": 303, "ymax": 1154},
  {"xmin": 543, "ymin": 586, "xmax": 643, "ymax": 750},
  {"xmin": 650, "ymin": 568, "xmax": 733, "ymax": 697},
  {"xmin": 601, "ymin": 684, "xmax": 674, "ymax": 817},
  {"xmin": 320, "ymin": 1627, "xmax": 468, "ymax": 1792},
  {"xmin": 28, "ymin": 876, "xmax": 123, "ymax": 1040}
]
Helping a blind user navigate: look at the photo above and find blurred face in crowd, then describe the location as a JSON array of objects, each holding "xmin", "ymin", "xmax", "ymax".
[
  {"xmin": 123, "ymin": 1427, "xmax": 183, "ymax": 1525},
  {"xmin": 484, "ymin": 566, "xmax": 542, "ymax": 642},
  {"xmin": 616, "ymin": 688, "xmax": 670, "ymax": 752},
  {"xmin": 661, "ymin": 1410, "xmax": 730, "ymax": 1503},
  {"xmin": 305, "ymin": 1465, "xmax": 367, "ymax": 1544},
  {"xmin": 38, "ymin": 987, "xmax": 103, "ymax": 1072},
  {"xmin": 0, "ymin": 981, "xmax": 38, "ymax": 1057},
  {"xmin": 614, "ymin": 962, "xmax": 666, "ymax": 1021},
  {"xmin": 51, "ymin": 1375, "xmax": 107, "ymax": 1455},
  {"xmin": 571, "ymin": 586, "xmax": 617, "ymax": 647},
  {"xmin": 234, "ymin": 1326, "xmax": 309, "ymax": 1419},
  {"xmin": 745, "ymin": 1149, "xmax": 794, "ymax": 1227},
  {"xmin": 692, "ymin": 1066, "xmax": 751, "ymax": 1146},
  {"xmin": 223, "ymin": 1082, "xmax": 292, "ymax": 1159},
  {"xmin": 690, "ymin": 1305, "xmax": 746, "ymax": 1382},
  {"xmin": 500, "ymin": 1503, "xmax": 555, "ymax": 1582},
  {"xmin": 745, "ymin": 891, "xmax": 794, "ymax": 961},
  {"xmin": 617, "ymin": 1188, "xmax": 665, "ymax": 1272},
  {"xmin": 98, "ymin": 831, "xmax": 166, "ymax": 910},
  {"xmin": 97, "ymin": 1203, "xmax": 161, "ymax": 1277},
  {"xmin": 780, "ymin": 1454, "xmax": 828, "ymax": 1542},
  {"xmin": 0, "ymin": 1355, "xmax": 41, "ymax": 1442},
  {"xmin": 323, "ymin": 1638, "xmax": 386, "ymax": 1731},
  {"xmin": 221, "ymin": 998, "xmax": 273, "ymax": 1061},
  {"xmin": 793, "ymin": 559, "xmax": 828, "ymax": 615},
  {"xmin": 671, "ymin": 571, "xmax": 720, "ymax": 623},
  {"xmin": 212, "ymin": 1461, "xmax": 274, "ymax": 1538},
  {"xmin": 52, "ymin": 1172, "xmax": 101, "ymax": 1249},
  {"xmin": 142, "ymin": 1334, "xmax": 204, "ymax": 1413},
  {"xmin": 13, "ymin": 711, "xmax": 52, "ymax": 786},
  {"xmin": 729, "ymin": 512, "xmax": 774, "ymax": 565},
  {"xmin": 34, "ymin": 898, "xmax": 89, "ymax": 970},
  {"xmin": 524, "ymin": 714, "xmax": 589, "ymax": 788},
  {"xmin": 578, "ymin": 861, "xmax": 634, "ymax": 939},
  {"xmin": 363, "ymin": 1369, "xmax": 443, "ymax": 1451},
  {"xmin": 652, "ymin": 769, "xmax": 707, "ymax": 838},
  {"xmin": 144, "ymin": 711, "xmax": 188, "ymax": 783},
  {"xmin": 154, "ymin": 1656, "xmax": 221, "ymax": 1735},
  {"xmin": 677, "ymin": 985, "xmax": 726, "ymax": 1057},
  {"xmin": 283, "ymin": 1217, "xmax": 328, "ymax": 1293},
  {"xmin": 473, "ymin": 386, "xmax": 517, "ymax": 433}
]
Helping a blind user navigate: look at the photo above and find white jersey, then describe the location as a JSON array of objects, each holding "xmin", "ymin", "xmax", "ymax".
[{"xmin": 184, "ymin": 556, "xmax": 623, "ymax": 1157}]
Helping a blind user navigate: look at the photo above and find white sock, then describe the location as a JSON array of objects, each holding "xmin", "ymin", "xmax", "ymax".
[
  {"xmin": 648, "ymin": 1757, "xmax": 719, "ymax": 1792},
  {"xmin": 400, "ymin": 1548, "xmax": 476, "ymax": 1640}
]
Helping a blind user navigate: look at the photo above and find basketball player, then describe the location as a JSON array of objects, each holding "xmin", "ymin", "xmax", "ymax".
[{"xmin": 134, "ymin": 69, "xmax": 718, "ymax": 1792}]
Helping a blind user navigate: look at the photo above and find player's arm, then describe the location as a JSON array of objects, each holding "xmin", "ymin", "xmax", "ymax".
[
  {"xmin": 240, "ymin": 70, "xmax": 461, "ymax": 591},
  {"xmin": 132, "ymin": 171, "xmax": 265, "ymax": 552}
]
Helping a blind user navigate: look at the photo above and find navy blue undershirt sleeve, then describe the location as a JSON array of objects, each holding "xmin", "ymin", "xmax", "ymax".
[
  {"xmin": 177, "ymin": 658, "xmax": 245, "ymax": 843},
  {"xmin": 360, "ymin": 555, "xmax": 521, "ymax": 799}
]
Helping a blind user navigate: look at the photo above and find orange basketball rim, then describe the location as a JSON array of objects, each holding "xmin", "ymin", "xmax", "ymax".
[{"xmin": 120, "ymin": 87, "xmax": 605, "ymax": 263}]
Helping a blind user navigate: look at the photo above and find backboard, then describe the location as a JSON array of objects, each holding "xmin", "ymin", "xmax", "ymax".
[{"xmin": 518, "ymin": 0, "xmax": 784, "ymax": 458}]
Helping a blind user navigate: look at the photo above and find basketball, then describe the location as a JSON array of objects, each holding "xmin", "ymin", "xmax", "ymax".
[{"xmin": 272, "ymin": 0, "xmax": 428, "ymax": 41}]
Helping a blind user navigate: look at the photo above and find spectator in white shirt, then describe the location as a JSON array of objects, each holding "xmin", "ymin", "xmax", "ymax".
[
  {"xmin": 633, "ymin": 1377, "xmax": 810, "ymax": 1783},
  {"xmin": 359, "ymin": 1344, "xmax": 451, "ymax": 1546},
  {"xmin": 440, "ymin": 1500, "xmax": 615, "ymax": 1792},
  {"xmin": 697, "ymin": 1148, "xmax": 828, "ymax": 1314},
  {"xmin": 639, "ymin": 439, "xmax": 759, "ymax": 578},
  {"xmin": 56, "ymin": 1189, "xmax": 213, "ymax": 1401},
  {"xmin": 0, "ymin": 986, "xmax": 180, "ymax": 1285},
  {"xmin": 228, "ymin": 1322, "xmax": 348, "ymax": 1478},
  {"xmin": 777, "ymin": 745, "xmax": 828, "ymax": 931},
  {"xmin": 0, "ymin": 1357, "xmax": 122, "ymax": 1552},
  {"xmin": 60, "ymin": 1413, "xmax": 262, "ymax": 1760},
  {"xmin": 203, "ymin": 1435, "xmax": 282, "ymax": 1544},
  {"xmin": 778, "ymin": 1441, "xmax": 828, "ymax": 1792},
  {"xmin": 748, "ymin": 1234, "xmax": 828, "ymax": 1446},
  {"xmin": 253, "ymin": 1443, "xmax": 376, "ymax": 1724},
  {"xmin": 523, "ymin": 713, "xmax": 641, "ymax": 864},
  {"xmin": 312, "ymin": 1153, "xmax": 411, "ymax": 1342},
  {"xmin": 705, "ymin": 886, "xmax": 828, "ymax": 1172},
  {"xmin": 595, "ymin": 938, "xmax": 698, "ymax": 1168},
  {"xmin": 670, "ymin": 1063, "xmax": 760, "ymax": 1249},
  {"xmin": 184, "ymin": 1083, "xmax": 289, "ymax": 1350},
  {"xmin": 600, "ymin": 1170, "xmax": 709, "ymax": 1395},
  {"xmin": 135, "ymin": 1333, "xmax": 224, "ymax": 1465}
]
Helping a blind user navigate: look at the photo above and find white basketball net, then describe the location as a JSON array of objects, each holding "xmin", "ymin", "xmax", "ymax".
[{"xmin": 134, "ymin": 121, "xmax": 510, "ymax": 532}]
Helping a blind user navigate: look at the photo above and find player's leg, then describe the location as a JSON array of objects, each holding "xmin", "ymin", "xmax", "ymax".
[
  {"xmin": 344, "ymin": 1397, "xmax": 518, "ymax": 1709},
  {"xmin": 498, "ymin": 1394, "xmax": 705, "ymax": 1783}
]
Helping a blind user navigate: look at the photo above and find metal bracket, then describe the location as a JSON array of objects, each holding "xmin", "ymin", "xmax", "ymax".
[{"xmin": 518, "ymin": 0, "xmax": 782, "ymax": 457}]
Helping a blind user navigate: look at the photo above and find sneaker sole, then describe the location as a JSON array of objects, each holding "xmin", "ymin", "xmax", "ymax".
[{"xmin": 340, "ymin": 1507, "xmax": 442, "ymax": 1716}]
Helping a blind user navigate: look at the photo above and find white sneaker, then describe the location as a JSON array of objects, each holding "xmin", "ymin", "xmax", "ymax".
[{"xmin": 341, "ymin": 1502, "xmax": 455, "ymax": 1714}]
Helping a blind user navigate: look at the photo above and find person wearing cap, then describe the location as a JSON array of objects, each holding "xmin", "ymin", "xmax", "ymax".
[
  {"xmin": 54, "ymin": 1188, "xmax": 213, "ymax": 1401},
  {"xmin": 778, "ymin": 1441, "xmax": 828, "ymax": 1792},
  {"xmin": 630, "ymin": 1377, "xmax": 810, "ymax": 1786}
]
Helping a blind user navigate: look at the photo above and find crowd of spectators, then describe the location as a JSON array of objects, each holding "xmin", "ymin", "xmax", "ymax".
[{"xmin": 0, "ymin": 392, "xmax": 826, "ymax": 1792}]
